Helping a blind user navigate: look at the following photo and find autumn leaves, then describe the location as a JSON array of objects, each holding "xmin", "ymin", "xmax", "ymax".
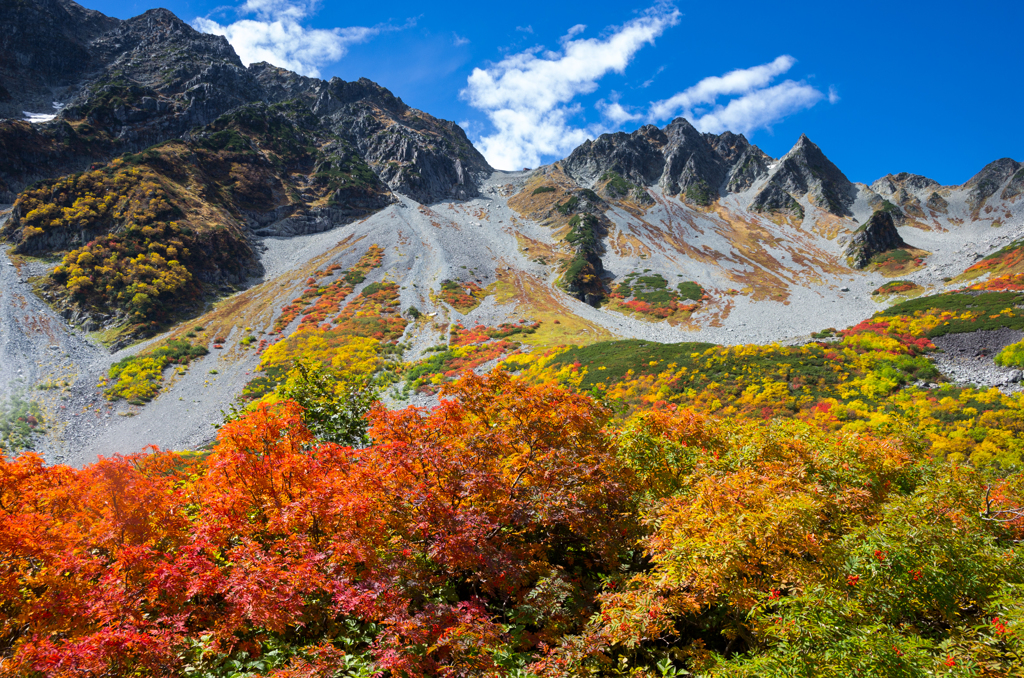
[{"xmin": 2, "ymin": 371, "xmax": 1021, "ymax": 676}]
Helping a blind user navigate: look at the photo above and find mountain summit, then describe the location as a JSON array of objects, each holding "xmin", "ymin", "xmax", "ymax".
[
  {"xmin": 0, "ymin": 0, "xmax": 490, "ymax": 204},
  {"xmin": 562, "ymin": 118, "xmax": 773, "ymax": 205},
  {"xmin": 750, "ymin": 134, "xmax": 857, "ymax": 217}
]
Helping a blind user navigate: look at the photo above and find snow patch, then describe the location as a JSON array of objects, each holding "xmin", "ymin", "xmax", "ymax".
[
  {"xmin": 21, "ymin": 102, "xmax": 64, "ymax": 124},
  {"xmin": 22, "ymin": 112, "xmax": 56, "ymax": 123}
]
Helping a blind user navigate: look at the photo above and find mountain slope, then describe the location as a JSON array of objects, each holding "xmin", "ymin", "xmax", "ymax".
[
  {"xmin": 0, "ymin": 0, "xmax": 1023, "ymax": 465},
  {"xmin": 0, "ymin": 1, "xmax": 490, "ymax": 204}
]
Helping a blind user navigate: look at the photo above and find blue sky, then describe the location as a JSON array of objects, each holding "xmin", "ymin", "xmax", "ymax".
[{"xmin": 84, "ymin": 0, "xmax": 1021, "ymax": 184}]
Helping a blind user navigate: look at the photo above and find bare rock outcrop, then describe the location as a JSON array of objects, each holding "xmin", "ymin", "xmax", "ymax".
[
  {"xmin": 750, "ymin": 134, "xmax": 857, "ymax": 218},
  {"xmin": 842, "ymin": 210, "xmax": 907, "ymax": 268},
  {"xmin": 964, "ymin": 158, "xmax": 1021, "ymax": 213},
  {"xmin": 561, "ymin": 118, "xmax": 771, "ymax": 205},
  {"xmin": 0, "ymin": 0, "xmax": 491, "ymax": 209}
]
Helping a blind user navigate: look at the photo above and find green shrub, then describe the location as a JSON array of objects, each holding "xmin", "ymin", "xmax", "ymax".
[
  {"xmin": 554, "ymin": 196, "xmax": 579, "ymax": 215},
  {"xmin": 361, "ymin": 282, "xmax": 384, "ymax": 297},
  {"xmin": 871, "ymin": 249, "xmax": 912, "ymax": 265},
  {"xmin": 995, "ymin": 339, "xmax": 1024, "ymax": 368},
  {"xmin": 676, "ymin": 281, "xmax": 704, "ymax": 300},
  {"xmin": 0, "ymin": 395, "xmax": 45, "ymax": 452},
  {"xmin": 684, "ymin": 181, "xmax": 714, "ymax": 206},
  {"xmin": 878, "ymin": 291, "xmax": 1024, "ymax": 337},
  {"xmin": 600, "ymin": 171, "xmax": 633, "ymax": 197}
]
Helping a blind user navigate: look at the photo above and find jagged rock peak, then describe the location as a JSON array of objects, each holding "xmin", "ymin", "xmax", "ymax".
[
  {"xmin": 964, "ymin": 157, "xmax": 1021, "ymax": 188},
  {"xmin": 964, "ymin": 157, "xmax": 1021, "ymax": 212},
  {"xmin": 843, "ymin": 210, "xmax": 907, "ymax": 269},
  {"xmin": 561, "ymin": 118, "xmax": 772, "ymax": 203},
  {"xmin": 659, "ymin": 117, "xmax": 729, "ymax": 199},
  {"xmin": 0, "ymin": 0, "xmax": 120, "ymax": 117},
  {"xmin": 751, "ymin": 134, "xmax": 856, "ymax": 217},
  {"xmin": 871, "ymin": 172, "xmax": 940, "ymax": 196},
  {"xmin": 0, "ymin": 0, "xmax": 491, "ymax": 204},
  {"xmin": 561, "ymin": 125, "xmax": 668, "ymax": 188}
]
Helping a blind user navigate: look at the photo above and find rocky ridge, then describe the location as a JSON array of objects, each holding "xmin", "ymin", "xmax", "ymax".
[
  {"xmin": 750, "ymin": 134, "xmax": 858, "ymax": 218},
  {"xmin": 563, "ymin": 118, "xmax": 774, "ymax": 206},
  {"xmin": 0, "ymin": 0, "xmax": 490, "ymax": 204}
]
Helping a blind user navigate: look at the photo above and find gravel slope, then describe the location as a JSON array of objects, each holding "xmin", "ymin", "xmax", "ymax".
[
  {"xmin": 930, "ymin": 329, "xmax": 1024, "ymax": 393},
  {"xmin": 0, "ymin": 207, "xmax": 114, "ymax": 463},
  {"xmin": 3, "ymin": 167, "xmax": 1022, "ymax": 466}
]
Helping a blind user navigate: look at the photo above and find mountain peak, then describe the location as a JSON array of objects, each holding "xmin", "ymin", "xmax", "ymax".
[
  {"xmin": 751, "ymin": 134, "xmax": 856, "ymax": 217},
  {"xmin": 561, "ymin": 118, "xmax": 771, "ymax": 203},
  {"xmin": 964, "ymin": 157, "xmax": 1021, "ymax": 188},
  {"xmin": 136, "ymin": 7, "xmax": 185, "ymax": 21},
  {"xmin": 963, "ymin": 157, "xmax": 1021, "ymax": 213},
  {"xmin": 666, "ymin": 117, "xmax": 699, "ymax": 133}
]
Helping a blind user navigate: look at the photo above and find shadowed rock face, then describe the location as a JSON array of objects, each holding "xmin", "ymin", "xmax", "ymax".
[
  {"xmin": 843, "ymin": 210, "xmax": 907, "ymax": 268},
  {"xmin": 560, "ymin": 125, "xmax": 668, "ymax": 187},
  {"xmin": 749, "ymin": 181, "xmax": 804, "ymax": 218},
  {"xmin": 561, "ymin": 119, "xmax": 772, "ymax": 204},
  {"xmin": 750, "ymin": 134, "xmax": 857, "ymax": 218},
  {"xmin": 1003, "ymin": 167, "xmax": 1024, "ymax": 201},
  {"xmin": 0, "ymin": 0, "xmax": 119, "ymax": 119},
  {"xmin": 964, "ymin": 158, "xmax": 1022, "ymax": 212},
  {"xmin": 870, "ymin": 173, "xmax": 939, "ymax": 220},
  {"xmin": 0, "ymin": 0, "xmax": 491, "ymax": 205}
]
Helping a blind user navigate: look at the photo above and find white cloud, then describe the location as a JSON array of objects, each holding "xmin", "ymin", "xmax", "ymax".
[
  {"xmin": 597, "ymin": 94, "xmax": 641, "ymax": 125},
  {"xmin": 648, "ymin": 55, "xmax": 826, "ymax": 137},
  {"xmin": 453, "ymin": 32, "xmax": 470, "ymax": 47},
  {"xmin": 828, "ymin": 85, "xmax": 840, "ymax": 104},
  {"xmin": 515, "ymin": 25, "xmax": 533, "ymax": 34},
  {"xmin": 193, "ymin": 0, "xmax": 380, "ymax": 78},
  {"xmin": 462, "ymin": 6, "xmax": 680, "ymax": 170},
  {"xmin": 649, "ymin": 55, "xmax": 796, "ymax": 120},
  {"xmin": 689, "ymin": 81, "xmax": 824, "ymax": 135},
  {"xmin": 563, "ymin": 24, "xmax": 587, "ymax": 40}
]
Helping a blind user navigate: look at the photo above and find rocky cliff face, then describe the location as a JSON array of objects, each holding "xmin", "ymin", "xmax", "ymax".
[
  {"xmin": 870, "ymin": 173, "xmax": 939, "ymax": 221},
  {"xmin": 562, "ymin": 119, "xmax": 771, "ymax": 205},
  {"xmin": 0, "ymin": 0, "xmax": 119, "ymax": 119},
  {"xmin": 964, "ymin": 158, "xmax": 1022, "ymax": 213},
  {"xmin": 842, "ymin": 210, "xmax": 907, "ymax": 268},
  {"xmin": 561, "ymin": 125, "xmax": 667, "ymax": 188},
  {"xmin": 868, "ymin": 160, "xmax": 1024, "ymax": 222},
  {"xmin": 0, "ymin": 0, "xmax": 490, "ymax": 206},
  {"xmin": 750, "ymin": 134, "xmax": 857, "ymax": 218},
  {"xmin": 0, "ymin": 0, "xmax": 493, "ymax": 341}
]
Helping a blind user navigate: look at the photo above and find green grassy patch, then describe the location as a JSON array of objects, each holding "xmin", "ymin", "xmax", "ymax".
[
  {"xmin": 540, "ymin": 338, "xmax": 939, "ymax": 410},
  {"xmin": 544, "ymin": 339, "xmax": 717, "ymax": 387},
  {"xmin": 876, "ymin": 291, "xmax": 1024, "ymax": 337},
  {"xmin": 554, "ymin": 196, "xmax": 579, "ymax": 216},
  {"xmin": 104, "ymin": 339, "xmax": 208, "ymax": 405},
  {"xmin": 0, "ymin": 394, "xmax": 45, "ymax": 452},
  {"xmin": 676, "ymin": 281, "xmax": 705, "ymax": 301}
]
